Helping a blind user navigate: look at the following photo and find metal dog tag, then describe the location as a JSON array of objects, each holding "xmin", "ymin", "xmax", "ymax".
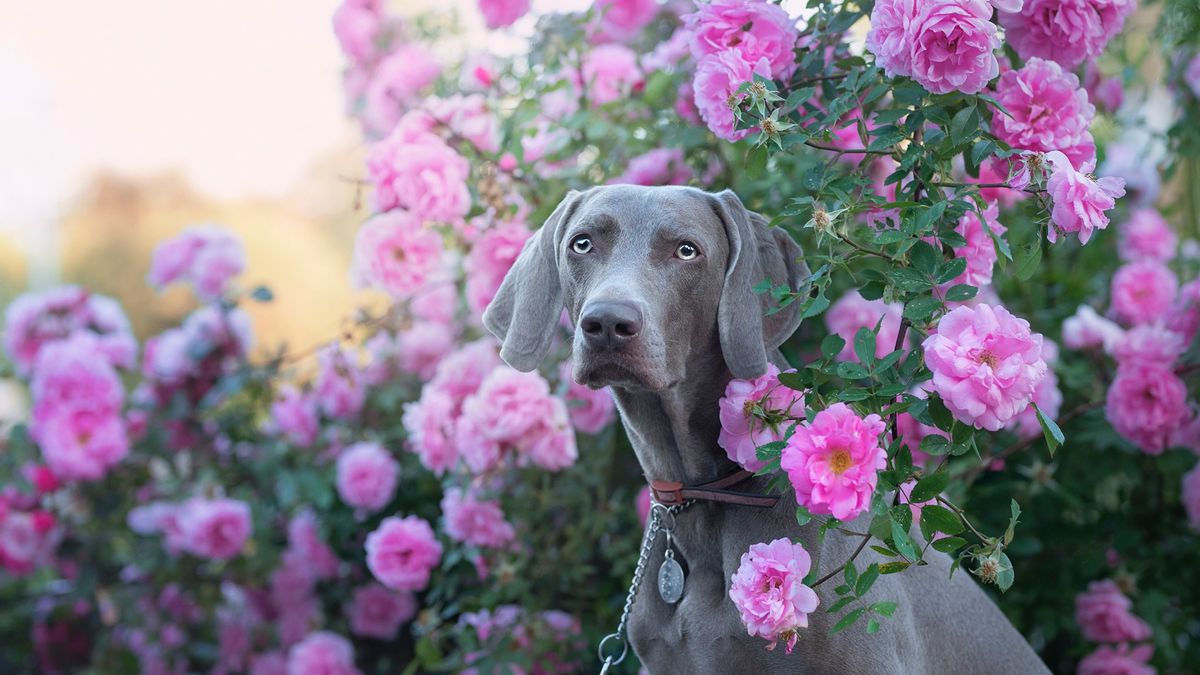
[{"xmin": 658, "ymin": 556, "xmax": 685, "ymax": 604}]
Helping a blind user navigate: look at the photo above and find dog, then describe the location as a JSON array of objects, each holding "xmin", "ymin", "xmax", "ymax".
[{"xmin": 483, "ymin": 185, "xmax": 1050, "ymax": 674}]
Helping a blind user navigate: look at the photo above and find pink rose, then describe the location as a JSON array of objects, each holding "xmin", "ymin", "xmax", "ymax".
[
  {"xmin": 611, "ymin": 147, "xmax": 694, "ymax": 186},
  {"xmin": 4, "ymin": 286, "xmax": 137, "ymax": 375},
  {"xmin": 441, "ymin": 487, "xmax": 516, "ymax": 548},
  {"xmin": 477, "ymin": 0, "xmax": 529, "ymax": 29},
  {"xmin": 366, "ymin": 129, "xmax": 471, "ymax": 221},
  {"xmin": 866, "ymin": 0, "xmax": 919, "ymax": 78},
  {"xmin": 907, "ymin": 0, "xmax": 1000, "ymax": 95},
  {"xmin": 693, "ymin": 49, "xmax": 771, "ymax": 142},
  {"xmin": 923, "ymin": 304, "xmax": 1048, "ymax": 431},
  {"xmin": 941, "ymin": 202, "xmax": 1007, "ymax": 290},
  {"xmin": 314, "ymin": 344, "xmax": 366, "ymax": 420},
  {"xmin": 999, "ymin": 0, "xmax": 1136, "ymax": 70},
  {"xmin": 428, "ymin": 338, "xmax": 502, "ymax": 407},
  {"xmin": 781, "ymin": 403, "xmax": 887, "ymax": 521},
  {"xmin": 336, "ymin": 442, "xmax": 400, "ymax": 513},
  {"xmin": 560, "ymin": 361, "xmax": 616, "ymax": 434},
  {"xmin": 286, "ymin": 510, "xmax": 340, "ymax": 580},
  {"xmin": 423, "ymin": 94, "xmax": 501, "ymax": 154},
  {"xmin": 332, "ymin": 0, "xmax": 382, "ymax": 65},
  {"xmin": 1062, "ymin": 305, "xmax": 1123, "ymax": 351},
  {"xmin": 728, "ymin": 538, "xmax": 819, "ymax": 652},
  {"xmin": 1183, "ymin": 462, "xmax": 1200, "ymax": 531},
  {"xmin": 1110, "ymin": 260, "xmax": 1178, "ymax": 326},
  {"xmin": 1105, "ymin": 364, "xmax": 1189, "ymax": 454},
  {"xmin": 0, "ymin": 508, "xmax": 56, "ymax": 575},
  {"xmin": 991, "ymin": 58, "xmax": 1096, "ymax": 171},
  {"xmin": 286, "ymin": 631, "xmax": 361, "ymax": 675},
  {"xmin": 411, "ymin": 283, "xmax": 459, "ymax": 326},
  {"xmin": 396, "ymin": 321, "xmax": 456, "ymax": 380},
  {"xmin": 1077, "ymin": 643, "xmax": 1155, "ymax": 675},
  {"xmin": 1119, "ymin": 209, "xmax": 1177, "ymax": 262},
  {"xmin": 718, "ymin": 363, "xmax": 805, "ymax": 471},
  {"xmin": 591, "ymin": 0, "xmax": 659, "ymax": 43},
  {"xmin": 1007, "ymin": 367, "xmax": 1063, "ymax": 440},
  {"xmin": 270, "ymin": 386, "xmax": 320, "ymax": 447},
  {"xmin": 578, "ymin": 44, "xmax": 644, "ymax": 106},
  {"xmin": 684, "ymin": 0, "xmax": 800, "ymax": 79},
  {"xmin": 1166, "ymin": 277, "xmax": 1200, "ymax": 344},
  {"xmin": 179, "ymin": 498, "xmax": 252, "ymax": 561},
  {"xmin": 149, "ymin": 225, "xmax": 245, "ymax": 301},
  {"xmin": 365, "ymin": 515, "xmax": 442, "ymax": 591},
  {"xmin": 523, "ymin": 397, "xmax": 579, "ymax": 471},
  {"xmin": 346, "ymin": 583, "xmax": 417, "ymax": 640},
  {"xmin": 1075, "ymin": 579, "xmax": 1152, "ymax": 643},
  {"xmin": 351, "ymin": 210, "xmax": 445, "ymax": 299},
  {"xmin": 825, "ymin": 291, "xmax": 904, "ymax": 362},
  {"xmin": 460, "ymin": 368, "xmax": 554, "ymax": 444},
  {"xmin": 1111, "ymin": 324, "xmax": 1185, "ymax": 368},
  {"xmin": 402, "ymin": 387, "xmax": 460, "ymax": 474},
  {"xmin": 1045, "ymin": 151, "xmax": 1126, "ymax": 245},
  {"xmin": 466, "ymin": 221, "xmax": 532, "ymax": 318},
  {"xmin": 363, "ymin": 45, "xmax": 441, "ymax": 136}
]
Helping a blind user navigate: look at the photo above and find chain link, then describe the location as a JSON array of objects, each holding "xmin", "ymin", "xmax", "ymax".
[{"xmin": 597, "ymin": 501, "xmax": 692, "ymax": 673}]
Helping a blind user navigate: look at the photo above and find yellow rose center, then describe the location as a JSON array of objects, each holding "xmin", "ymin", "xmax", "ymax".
[{"xmin": 829, "ymin": 449, "xmax": 853, "ymax": 475}]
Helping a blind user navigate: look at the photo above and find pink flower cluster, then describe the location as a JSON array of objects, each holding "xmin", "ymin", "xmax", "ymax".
[
  {"xmin": 3, "ymin": 285, "xmax": 137, "ymax": 375},
  {"xmin": 287, "ymin": 631, "xmax": 361, "ymax": 675},
  {"xmin": 1119, "ymin": 209, "xmax": 1177, "ymax": 262},
  {"xmin": 591, "ymin": 0, "xmax": 659, "ymax": 43},
  {"xmin": 269, "ymin": 386, "xmax": 320, "ymax": 447},
  {"xmin": 314, "ymin": 344, "xmax": 367, "ymax": 421},
  {"xmin": 717, "ymin": 363, "xmax": 804, "ymax": 471},
  {"xmin": 477, "ymin": 0, "xmax": 529, "ymax": 30},
  {"xmin": 441, "ymin": 487, "xmax": 516, "ymax": 548},
  {"xmin": 1075, "ymin": 579, "xmax": 1152, "ymax": 643},
  {"xmin": 147, "ymin": 225, "xmax": 246, "ymax": 300},
  {"xmin": 335, "ymin": 442, "xmax": 400, "ymax": 513},
  {"xmin": 456, "ymin": 368, "xmax": 578, "ymax": 473},
  {"xmin": 728, "ymin": 538, "xmax": 819, "ymax": 653},
  {"xmin": 130, "ymin": 497, "xmax": 253, "ymax": 561},
  {"xmin": 578, "ymin": 44, "xmax": 644, "ymax": 106},
  {"xmin": 999, "ymin": 0, "xmax": 1136, "ymax": 70},
  {"xmin": 1077, "ymin": 643, "xmax": 1155, "ymax": 675},
  {"xmin": 825, "ymin": 291, "xmax": 904, "ymax": 362},
  {"xmin": 139, "ymin": 306, "xmax": 255, "ymax": 418},
  {"xmin": 351, "ymin": 210, "xmax": 446, "ymax": 299},
  {"xmin": 0, "ymin": 498, "xmax": 56, "ymax": 575},
  {"xmin": 345, "ymin": 583, "xmax": 416, "ymax": 640},
  {"xmin": 1110, "ymin": 260, "xmax": 1178, "ymax": 326},
  {"xmin": 991, "ymin": 58, "xmax": 1096, "ymax": 170},
  {"xmin": 362, "ymin": 44, "xmax": 442, "ymax": 137},
  {"xmin": 1105, "ymin": 362, "xmax": 1190, "ymax": 455},
  {"xmin": 867, "ymin": 0, "xmax": 1000, "ymax": 95},
  {"xmin": 611, "ymin": 147, "xmax": 694, "ymax": 186},
  {"xmin": 366, "ymin": 127, "xmax": 471, "ymax": 223},
  {"xmin": 365, "ymin": 515, "xmax": 442, "ymax": 591},
  {"xmin": 781, "ymin": 403, "xmax": 887, "ymax": 521},
  {"xmin": 465, "ymin": 220, "xmax": 531, "ymax": 318},
  {"xmin": 923, "ymin": 304, "xmax": 1048, "ymax": 431}
]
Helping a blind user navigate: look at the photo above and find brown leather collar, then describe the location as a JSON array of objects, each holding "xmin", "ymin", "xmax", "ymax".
[{"xmin": 649, "ymin": 469, "xmax": 781, "ymax": 509}]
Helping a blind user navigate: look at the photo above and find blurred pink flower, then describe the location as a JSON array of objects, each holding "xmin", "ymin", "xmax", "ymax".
[
  {"xmin": 718, "ymin": 363, "xmax": 804, "ymax": 471},
  {"xmin": 825, "ymin": 290, "xmax": 904, "ymax": 362},
  {"xmin": 1105, "ymin": 364, "xmax": 1189, "ymax": 454},
  {"xmin": 611, "ymin": 148, "xmax": 694, "ymax": 186},
  {"xmin": 270, "ymin": 386, "xmax": 320, "ymax": 447},
  {"xmin": 1077, "ymin": 643, "xmax": 1155, "ymax": 675},
  {"xmin": 332, "ymin": 0, "xmax": 383, "ymax": 64},
  {"xmin": 866, "ymin": 0, "xmax": 918, "ymax": 78},
  {"xmin": 441, "ymin": 487, "xmax": 516, "ymax": 548},
  {"xmin": 365, "ymin": 515, "xmax": 442, "ymax": 591},
  {"xmin": 1111, "ymin": 324, "xmax": 1185, "ymax": 368},
  {"xmin": 336, "ymin": 442, "xmax": 400, "ymax": 513},
  {"xmin": 0, "ymin": 507, "xmax": 56, "ymax": 575},
  {"xmin": 179, "ymin": 498, "xmax": 252, "ymax": 561},
  {"xmin": 991, "ymin": 58, "xmax": 1096, "ymax": 171},
  {"xmin": 363, "ymin": 45, "xmax": 441, "ymax": 136},
  {"xmin": 286, "ymin": 510, "xmax": 340, "ymax": 580},
  {"xmin": 395, "ymin": 321, "xmax": 456, "ymax": 380},
  {"xmin": 1166, "ymin": 277, "xmax": 1200, "ymax": 344},
  {"xmin": 908, "ymin": 0, "xmax": 1000, "ymax": 95},
  {"xmin": 923, "ymin": 304, "xmax": 1048, "ymax": 431},
  {"xmin": 1119, "ymin": 209, "xmax": 1177, "ymax": 262},
  {"xmin": 636, "ymin": 485, "xmax": 651, "ymax": 527},
  {"xmin": 460, "ymin": 368, "xmax": 554, "ymax": 444},
  {"xmin": 314, "ymin": 344, "xmax": 366, "ymax": 420},
  {"xmin": 728, "ymin": 538, "xmax": 819, "ymax": 653},
  {"xmin": 1186, "ymin": 54, "xmax": 1200, "ymax": 99},
  {"xmin": 1110, "ymin": 260, "xmax": 1178, "ymax": 326},
  {"xmin": 560, "ymin": 360, "xmax": 616, "ymax": 434},
  {"xmin": 693, "ymin": 49, "xmax": 770, "ymax": 142},
  {"xmin": 578, "ymin": 44, "xmax": 644, "ymax": 106},
  {"xmin": 1075, "ymin": 579, "xmax": 1152, "ymax": 643},
  {"xmin": 286, "ymin": 631, "xmax": 361, "ymax": 675},
  {"xmin": 592, "ymin": 0, "xmax": 659, "ymax": 43},
  {"xmin": 351, "ymin": 210, "xmax": 445, "ymax": 299},
  {"xmin": 1007, "ymin": 367, "xmax": 1062, "ymax": 440},
  {"xmin": 403, "ymin": 387, "xmax": 460, "ymax": 474},
  {"xmin": 943, "ymin": 202, "xmax": 1006, "ymax": 290},
  {"xmin": 477, "ymin": 0, "xmax": 529, "ymax": 29},
  {"xmin": 465, "ymin": 220, "xmax": 531, "ymax": 318},
  {"xmin": 1045, "ymin": 150, "xmax": 1125, "ymax": 245},
  {"xmin": 148, "ymin": 225, "xmax": 245, "ymax": 301},
  {"xmin": 423, "ymin": 95, "xmax": 501, "ymax": 153},
  {"xmin": 1062, "ymin": 305, "xmax": 1123, "ymax": 351},
  {"xmin": 781, "ymin": 403, "xmax": 887, "ymax": 521},
  {"xmin": 999, "ymin": 0, "xmax": 1136, "ymax": 70},
  {"xmin": 346, "ymin": 583, "xmax": 416, "ymax": 640},
  {"xmin": 523, "ymin": 397, "xmax": 579, "ymax": 471},
  {"xmin": 4, "ymin": 286, "xmax": 137, "ymax": 375},
  {"xmin": 366, "ymin": 128, "xmax": 470, "ymax": 221},
  {"xmin": 684, "ymin": 0, "xmax": 799, "ymax": 79}
]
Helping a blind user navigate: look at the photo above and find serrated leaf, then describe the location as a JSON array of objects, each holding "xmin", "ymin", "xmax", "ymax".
[
  {"xmin": 903, "ymin": 296, "xmax": 941, "ymax": 321},
  {"xmin": 932, "ymin": 536, "xmax": 967, "ymax": 553},
  {"xmin": 918, "ymin": 434, "xmax": 951, "ymax": 456},
  {"xmin": 755, "ymin": 440, "xmax": 786, "ymax": 461},
  {"xmin": 854, "ymin": 327, "xmax": 877, "ymax": 367},
  {"xmin": 920, "ymin": 504, "xmax": 964, "ymax": 535},
  {"xmin": 1035, "ymin": 403, "xmax": 1065, "ymax": 456},
  {"xmin": 855, "ymin": 563, "xmax": 880, "ymax": 597},
  {"xmin": 934, "ymin": 258, "xmax": 968, "ymax": 285},
  {"xmin": 831, "ymin": 607, "xmax": 867, "ymax": 633},
  {"xmin": 943, "ymin": 284, "xmax": 977, "ymax": 302},
  {"xmin": 909, "ymin": 468, "xmax": 950, "ymax": 503},
  {"xmin": 821, "ymin": 334, "xmax": 846, "ymax": 360},
  {"xmin": 836, "ymin": 361, "xmax": 870, "ymax": 380},
  {"xmin": 891, "ymin": 520, "xmax": 919, "ymax": 560},
  {"xmin": 778, "ymin": 371, "xmax": 808, "ymax": 391}
]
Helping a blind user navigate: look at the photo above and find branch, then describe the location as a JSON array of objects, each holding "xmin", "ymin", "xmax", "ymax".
[
  {"xmin": 804, "ymin": 140, "xmax": 894, "ymax": 155},
  {"xmin": 811, "ymin": 531, "xmax": 872, "ymax": 588},
  {"xmin": 959, "ymin": 399, "xmax": 1105, "ymax": 483}
]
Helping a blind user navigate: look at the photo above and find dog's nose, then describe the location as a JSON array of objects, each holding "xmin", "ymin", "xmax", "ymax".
[{"xmin": 580, "ymin": 300, "xmax": 643, "ymax": 349}]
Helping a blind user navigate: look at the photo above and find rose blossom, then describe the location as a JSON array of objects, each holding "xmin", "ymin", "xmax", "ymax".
[
  {"xmin": 999, "ymin": 0, "xmax": 1136, "ymax": 70},
  {"xmin": 523, "ymin": 396, "xmax": 579, "ymax": 471},
  {"xmin": 366, "ymin": 129, "xmax": 471, "ymax": 221},
  {"xmin": 365, "ymin": 515, "xmax": 442, "ymax": 591},
  {"xmin": 942, "ymin": 202, "xmax": 1007, "ymax": 290},
  {"xmin": 1062, "ymin": 305, "xmax": 1124, "ymax": 351},
  {"xmin": 1104, "ymin": 364, "xmax": 1189, "ymax": 454},
  {"xmin": 179, "ymin": 498, "xmax": 252, "ymax": 561},
  {"xmin": 560, "ymin": 360, "xmax": 616, "ymax": 434},
  {"xmin": 1166, "ymin": 277, "xmax": 1200, "ymax": 344},
  {"xmin": 592, "ymin": 0, "xmax": 659, "ymax": 43},
  {"xmin": 907, "ymin": 0, "xmax": 1000, "ymax": 95},
  {"xmin": 718, "ymin": 363, "xmax": 804, "ymax": 471},
  {"xmin": 611, "ymin": 148, "xmax": 694, "ymax": 186},
  {"xmin": 728, "ymin": 538, "xmax": 819, "ymax": 653},
  {"xmin": 1077, "ymin": 643, "xmax": 1155, "ymax": 675},
  {"xmin": 1111, "ymin": 324, "xmax": 1185, "ymax": 367},
  {"xmin": 693, "ymin": 49, "xmax": 771, "ymax": 142},
  {"xmin": 1110, "ymin": 260, "xmax": 1178, "ymax": 326},
  {"xmin": 1119, "ymin": 209, "xmax": 1177, "ymax": 262},
  {"xmin": 286, "ymin": 510, "xmax": 340, "ymax": 580},
  {"xmin": 477, "ymin": 0, "xmax": 529, "ymax": 29},
  {"xmin": 362, "ymin": 44, "xmax": 441, "ymax": 136},
  {"xmin": 684, "ymin": 0, "xmax": 800, "ymax": 79},
  {"xmin": 441, "ymin": 487, "xmax": 516, "ymax": 548},
  {"xmin": 923, "ymin": 304, "xmax": 1048, "ymax": 431},
  {"xmin": 148, "ymin": 225, "xmax": 246, "ymax": 300},
  {"xmin": 422, "ymin": 94, "xmax": 501, "ymax": 154},
  {"xmin": 286, "ymin": 631, "xmax": 361, "ymax": 675},
  {"xmin": 465, "ymin": 220, "xmax": 531, "ymax": 317},
  {"xmin": 335, "ymin": 442, "xmax": 400, "ymax": 513},
  {"xmin": 346, "ymin": 583, "xmax": 417, "ymax": 640},
  {"xmin": 4, "ymin": 286, "xmax": 137, "ymax": 375},
  {"xmin": 991, "ymin": 58, "xmax": 1096, "ymax": 170},
  {"xmin": 1075, "ymin": 579, "xmax": 1152, "ymax": 643},
  {"xmin": 866, "ymin": 0, "xmax": 918, "ymax": 78},
  {"xmin": 351, "ymin": 210, "xmax": 444, "ymax": 299},
  {"xmin": 1045, "ymin": 151, "xmax": 1126, "ymax": 244},
  {"xmin": 314, "ymin": 344, "xmax": 365, "ymax": 420},
  {"xmin": 825, "ymin": 291, "xmax": 904, "ymax": 362},
  {"xmin": 332, "ymin": 0, "xmax": 382, "ymax": 65},
  {"xmin": 402, "ymin": 387, "xmax": 459, "ymax": 474},
  {"xmin": 396, "ymin": 321, "xmax": 456, "ymax": 380},
  {"xmin": 578, "ymin": 44, "xmax": 643, "ymax": 106},
  {"xmin": 781, "ymin": 403, "xmax": 887, "ymax": 521},
  {"xmin": 270, "ymin": 386, "xmax": 319, "ymax": 447},
  {"xmin": 1183, "ymin": 462, "xmax": 1200, "ymax": 531}
]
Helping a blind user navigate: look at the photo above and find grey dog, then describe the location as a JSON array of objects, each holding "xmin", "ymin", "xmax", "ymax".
[{"xmin": 483, "ymin": 184, "xmax": 1051, "ymax": 674}]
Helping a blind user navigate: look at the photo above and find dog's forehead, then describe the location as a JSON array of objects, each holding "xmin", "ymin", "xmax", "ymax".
[{"xmin": 574, "ymin": 185, "xmax": 720, "ymax": 234}]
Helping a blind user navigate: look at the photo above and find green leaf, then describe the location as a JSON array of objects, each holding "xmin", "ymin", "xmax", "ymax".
[
  {"xmin": 1013, "ymin": 239, "xmax": 1042, "ymax": 281},
  {"xmin": 821, "ymin": 334, "xmax": 846, "ymax": 360},
  {"xmin": 920, "ymin": 504, "xmax": 964, "ymax": 535},
  {"xmin": 778, "ymin": 371, "xmax": 808, "ymax": 391},
  {"xmin": 856, "ymin": 563, "xmax": 880, "ymax": 597},
  {"xmin": 891, "ymin": 519, "xmax": 919, "ymax": 560},
  {"xmin": 755, "ymin": 440, "xmax": 786, "ymax": 461},
  {"xmin": 934, "ymin": 258, "xmax": 968, "ymax": 285},
  {"xmin": 801, "ymin": 292, "xmax": 831, "ymax": 319},
  {"xmin": 795, "ymin": 505, "xmax": 813, "ymax": 526},
  {"xmin": 837, "ymin": 388, "xmax": 870, "ymax": 402},
  {"xmin": 918, "ymin": 434, "xmax": 951, "ymax": 456},
  {"xmin": 995, "ymin": 552, "xmax": 1015, "ymax": 593},
  {"xmin": 879, "ymin": 561, "xmax": 911, "ymax": 574},
  {"xmin": 250, "ymin": 285, "xmax": 274, "ymax": 302},
  {"xmin": 874, "ymin": 229, "xmax": 910, "ymax": 245},
  {"xmin": 903, "ymin": 296, "xmax": 941, "ymax": 321},
  {"xmin": 836, "ymin": 361, "xmax": 870, "ymax": 380},
  {"xmin": 949, "ymin": 104, "xmax": 977, "ymax": 146},
  {"xmin": 931, "ymin": 536, "xmax": 967, "ymax": 553},
  {"xmin": 745, "ymin": 144, "xmax": 769, "ymax": 178},
  {"xmin": 844, "ymin": 560, "xmax": 859, "ymax": 589},
  {"xmin": 1004, "ymin": 499, "xmax": 1021, "ymax": 546},
  {"xmin": 1035, "ymin": 403, "xmax": 1065, "ymax": 456},
  {"xmin": 866, "ymin": 618, "xmax": 881, "ymax": 634},
  {"xmin": 854, "ymin": 327, "xmax": 877, "ymax": 367},
  {"xmin": 784, "ymin": 87, "xmax": 816, "ymax": 111},
  {"xmin": 831, "ymin": 607, "xmax": 867, "ymax": 634},
  {"xmin": 909, "ymin": 240, "xmax": 940, "ymax": 275},
  {"xmin": 909, "ymin": 467, "xmax": 950, "ymax": 503},
  {"xmin": 943, "ymin": 284, "xmax": 977, "ymax": 302},
  {"xmin": 889, "ymin": 268, "xmax": 932, "ymax": 292},
  {"xmin": 827, "ymin": 595, "xmax": 857, "ymax": 613},
  {"xmin": 871, "ymin": 601, "xmax": 898, "ymax": 617},
  {"xmin": 928, "ymin": 396, "xmax": 954, "ymax": 430}
]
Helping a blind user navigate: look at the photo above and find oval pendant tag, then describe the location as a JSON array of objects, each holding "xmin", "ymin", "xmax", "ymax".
[{"xmin": 658, "ymin": 558, "xmax": 685, "ymax": 604}]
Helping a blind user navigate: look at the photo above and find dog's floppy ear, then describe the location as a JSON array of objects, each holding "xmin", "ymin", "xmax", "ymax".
[
  {"xmin": 482, "ymin": 190, "xmax": 586, "ymax": 371},
  {"xmin": 710, "ymin": 189, "xmax": 809, "ymax": 379}
]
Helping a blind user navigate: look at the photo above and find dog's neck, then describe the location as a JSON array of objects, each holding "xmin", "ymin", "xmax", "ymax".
[{"xmin": 609, "ymin": 352, "xmax": 741, "ymax": 485}]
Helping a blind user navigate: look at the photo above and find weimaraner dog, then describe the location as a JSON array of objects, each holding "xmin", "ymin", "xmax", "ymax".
[{"xmin": 483, "ymin": 185, "xmax": 1050, "ymax": 674}]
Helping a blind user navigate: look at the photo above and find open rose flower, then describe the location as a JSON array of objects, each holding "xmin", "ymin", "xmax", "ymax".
[
  {"xmin": 1077, "ymin": 643, "xmax": 1155, "ymax": 675},
  {"xmin": 441, "ymin": 487, "xmax": 515, "ymax": 548},
  {"xmin": 365, "ymin": 516, "xmax": 442, "ymax": 592},
  {"xmin": 287, "ymin": 631, "xmax": 361, "ymax": 675},
  {"xmin": 718, "ymin": 363, "xmax": 804, "ymax": 471},
  {"xmin": 1045, "ymin": 151, "xmax": 1126, "ymax": 245},
  {"xmin": 4, "ymin": 286, "xmax": 137, "ymax": 375},
  {"xmin": 363, "ymin": 44, "xmax": 441, "ymax": 136},
  {"xmin": 335, "ymin": 442, "xmax": 400, "ymax": 513},
  {"xmin": 1105, "ymin": 363, "xmax": 1189, "ymax": 454},
  {"xmin": 923, "ymin": 304, "xmax": 1048, "ymax": 431},
  {"xmin": 866, "ymin": 0, "xmax": 919, "ymax": 78},
  {"xmin": 1119, "ymin": 208, "xmax": 1177, "ymax": 262},
  {"xmin": 907, "ymin": 0, "xmax": 1000, "ymax": 95},
  {"xmin": 684, "ymin": 0, "xmax": 800, "ymax": 80},
  {"xmin": 366, "ymin": 130, "xmax": 471, "ymax": 222},
  {"xmin": 577, "ymin": 44, "xmax": 643, "ymax": 107},
  {"xmin": 781, "ymin": 403, "xmax": 887, "ymax": 521},
  {"xmin": 693, "ymin": 49, "xmax": 771, "ymax": 142},
  {"xmin": 999, "ymin": 0, "xmax": 1136, "ymax": 70},
  {"xmin": 1110, "ymin": 260, "xmax": 1178, "ymax": 326},
  {"xmin": 179, "ymin": 498, "xmax": 252, "ymax": 561},
  {"xmin": 345, "ymin": 583, "xmax": 417, "ymax": 640},
  {"xmin": 148, "ymin": 225, "xmax": 246, "ymax": 300},
  {"xmin": 729, "ymin": 538, "xmax": 819, "ymax": 653},
  {"xmin": 1075, "ymin": 579, "xmax": 1152, "ymax": 643},
  {"xmin": 991, "ymin": 57, "xmax": 1096, "ymax": 170}
]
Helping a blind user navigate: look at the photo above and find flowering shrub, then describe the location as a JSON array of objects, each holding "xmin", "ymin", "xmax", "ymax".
[{"xmin": 2, "ymin": 0, "xmax": 1200, "ymax": 673}]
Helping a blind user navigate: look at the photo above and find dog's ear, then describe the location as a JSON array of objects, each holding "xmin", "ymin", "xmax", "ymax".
[
  {"xmin": 710, "ymin": 189, "xmax": 809, "ymax": 379},
  {"xmin": 482, "ymin": 190, "xmax": 585, "ymax": 371}
]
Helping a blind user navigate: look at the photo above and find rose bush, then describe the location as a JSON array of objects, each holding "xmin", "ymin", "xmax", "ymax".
[{"xmin": 1, "ymin": 0, "xmax": 1199, "ymax": 673}]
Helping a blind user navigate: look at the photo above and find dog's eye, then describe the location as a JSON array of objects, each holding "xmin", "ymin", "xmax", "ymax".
[
  {"xmin": 675, "ymin": 241, "xmax": 699, "ymax": 260},
  {"xmin": 570, "ymin": 235, "xmax": 593, "ymax": 254}
]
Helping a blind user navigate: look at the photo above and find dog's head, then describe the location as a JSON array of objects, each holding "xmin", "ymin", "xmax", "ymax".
[{"xmin": 482, "ymin": 185, "xmax": 807, "ymax": 391}]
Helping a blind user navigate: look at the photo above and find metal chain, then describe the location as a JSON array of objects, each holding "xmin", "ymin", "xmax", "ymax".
[{"xmin": 598, "ymin": 501, "xmax": 692, "ymax": 674}]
